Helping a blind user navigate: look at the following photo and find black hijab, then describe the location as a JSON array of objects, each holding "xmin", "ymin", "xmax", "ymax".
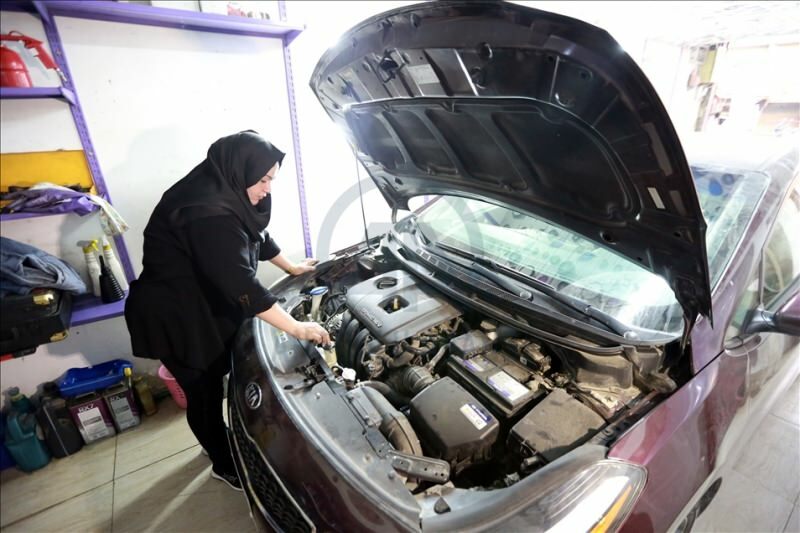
[{"xmin": 162, "ymin": 131, "xmax": 285, "ymax": 241}]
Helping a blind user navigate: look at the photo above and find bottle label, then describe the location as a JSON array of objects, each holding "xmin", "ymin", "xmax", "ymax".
[
  {"xmin": 77, "ymin": 407, "xmax": 112, "ymax": 440},
  {"xmin": 109, "ymin": 395, "xmax": 139, "ymax": 430}
]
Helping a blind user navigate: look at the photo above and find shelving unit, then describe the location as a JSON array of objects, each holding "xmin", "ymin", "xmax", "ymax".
[
  {"xmin": 0, "ymin": 0, "xmax": 308, "ymax": 328},
  {"xmin": 0, "ymin": 86, "xmax": 75, "ymax": 103}
]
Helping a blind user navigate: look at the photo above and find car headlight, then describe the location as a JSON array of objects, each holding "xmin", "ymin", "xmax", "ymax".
[
  {"xmin": 423, "ymin": 447, "xmax": 645, "ymax": 533},
  {"xmin": 544, "ymin": 460, "xmax": 646, "ymax": 533}
]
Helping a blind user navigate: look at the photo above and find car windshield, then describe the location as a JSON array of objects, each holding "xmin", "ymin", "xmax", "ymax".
[{"xmin": 414, "ymin": 165, "xmax": 770, "ymax": 338}]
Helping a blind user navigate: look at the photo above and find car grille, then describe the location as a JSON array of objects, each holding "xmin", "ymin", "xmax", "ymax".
[{"xmin": 230, "ymin": 406, "xmax": 314, "ymax": 533}]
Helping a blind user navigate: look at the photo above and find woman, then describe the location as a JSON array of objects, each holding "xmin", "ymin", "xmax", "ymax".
[{"xmin": 125, "ymin": 131, "xmax": 330, "ymax": 490}]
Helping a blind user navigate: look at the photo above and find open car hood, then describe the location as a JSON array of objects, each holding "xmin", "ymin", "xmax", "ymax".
[{"xmin": 310, "ymin": 1, "xmax": 712, "ymax": 328}]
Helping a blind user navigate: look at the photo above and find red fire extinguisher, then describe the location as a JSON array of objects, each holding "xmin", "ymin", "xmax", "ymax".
[{"xmin": 0, "ymin": 32, "xmax": 64, "ymax": 88}]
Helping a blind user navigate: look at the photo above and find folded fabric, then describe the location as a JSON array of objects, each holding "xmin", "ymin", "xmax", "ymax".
[
  {"xmin": 0, "ymin": 237, "xmax": 87, "ymax": 296},
  {"xmin": 2, "ymin": 187, "xmax": 98, "ymax": 215},
  {"xmin": 2, "ymin": 182, "xmax": 129, "ymax": 236}
]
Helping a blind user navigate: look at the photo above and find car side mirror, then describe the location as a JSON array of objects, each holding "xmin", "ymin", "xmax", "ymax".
[{"xmin": 745, "ymin": 291, "xmax": 800, "ymax": 336}]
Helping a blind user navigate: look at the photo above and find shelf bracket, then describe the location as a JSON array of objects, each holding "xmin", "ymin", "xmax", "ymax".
[
  {"xmin": 60, "ymin": 87, "xmax": 76, "ymax": 106},
  {"xmin": 32, "ymin": 0, "xmax": 52, "ymax": 26}
]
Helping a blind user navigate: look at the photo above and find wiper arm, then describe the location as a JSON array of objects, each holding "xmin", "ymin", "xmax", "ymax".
[
  {"xmin": 467, "ymin": 261, "xmax": 534, "ymax": 301},
  {"xmin": 433, "ymin": 242, "xmax": 630, "ymax": 336}
]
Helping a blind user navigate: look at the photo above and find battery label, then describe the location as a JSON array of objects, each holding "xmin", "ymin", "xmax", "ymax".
[
  {"xmin": 460, "ymin": 403, "xmax": 491, "ymax": 430},
  {"xmin": 464, "ymin": 355, "xmax": 493, "ymax": 373},
  {"xmin": 78, "ymin": 407, "xmax": 111, "ymax": 440},
  {"xmin": 488, "ymin": 371, "xmax": 529, "ymax": 402}
]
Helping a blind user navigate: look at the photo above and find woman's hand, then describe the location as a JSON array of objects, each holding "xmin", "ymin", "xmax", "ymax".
[
  {"xmin": 288, "ymin": 258, "xmax": 318, "ymax": 276},
  {"xmin": 292, "ymin": 321, "xmax": 331, "ymax": 345},
  {"xmin": 256, "ymin": 305, "xmax": 330, "ymax": 345}
]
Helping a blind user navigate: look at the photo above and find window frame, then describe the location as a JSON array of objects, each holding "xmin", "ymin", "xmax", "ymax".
[{"xmin": 726, "ymin": 176, "xmax": 800, "ymax": 343}]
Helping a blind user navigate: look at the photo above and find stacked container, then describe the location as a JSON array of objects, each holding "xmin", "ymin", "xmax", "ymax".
[
  {"xmin": 67, "ymin": 392, "xmax": 116, "ymax": 444},
  {"xmin": 37, "ymin": 382, "xmax": 84, "ymax": 457},
  {"xmin": 102, "ymin": 382, "xmax": 140, "ymax": 432},
  {"xmin": 4, "ymin": 388, "xmax": 50, "ymax": 472}
]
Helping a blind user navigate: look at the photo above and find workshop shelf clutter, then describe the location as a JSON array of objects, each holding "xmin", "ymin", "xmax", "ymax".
[
  {"xmin": 0, "ymin": 0, "xmax": 308, "ymax": 474},
  {"xmin": 0, "ymin": 1, "xmax": 138, "ymax": 361},
  {"xmin": 1, "ymin": 358, "xmax": 168, "ymax": 473}
]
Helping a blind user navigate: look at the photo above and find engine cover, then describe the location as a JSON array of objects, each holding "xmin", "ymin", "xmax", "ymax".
[{"xmin": 345, "ymin": 270, "xmax": 460, "ymax": 344}]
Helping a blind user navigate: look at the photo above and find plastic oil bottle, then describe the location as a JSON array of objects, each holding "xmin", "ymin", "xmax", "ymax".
[
  {"xmin": 36, "ymin": 382, "xmax": 83, "ymax": 458},
  {"xmin": 81, "ymin": 240, "xmax": 102, "ymax": 297},
  {"xmin": 5, "ymin": 388, "xmax": 50, "ymax": 472},
  {"xmin": 101, "ymin": 236, "xmax": 128, "ymax": 292},
  {"xmin": 129, "ymin": 368, "xmax": 157, "ymax": 416}
]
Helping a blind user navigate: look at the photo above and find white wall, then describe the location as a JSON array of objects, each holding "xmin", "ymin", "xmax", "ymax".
[
  {"xmin": 281, "ymin": 1, "xmax": 415, "ymax": 258},
  {"xmin": 1, "ymin": 10, "xmax": 302, "ymax": 396}
]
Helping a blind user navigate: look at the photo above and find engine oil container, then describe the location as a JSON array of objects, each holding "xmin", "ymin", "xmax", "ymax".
[
  {"xmin": 67, "ymin": 392, "xmax": 116, "ymax": 444},
  {"xmin": 4, "ymin": 411, "xmax": 50, "ymax": 472},
  {"xmin": 37, "ymin": 382, "xmax": 83, "ymax": 458},
  {"xmin": 103, "ymin": 382, "xmax": 141, "ymax": 432}
]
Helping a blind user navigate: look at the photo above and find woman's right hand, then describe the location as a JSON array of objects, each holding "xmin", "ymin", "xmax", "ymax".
[{"xmin": 292, "ymin": 321, "xmax": 331, "ymax": 345}]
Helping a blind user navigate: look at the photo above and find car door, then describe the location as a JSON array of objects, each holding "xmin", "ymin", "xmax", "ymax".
[{"xmin": 726, "ymin": 180, "xmax": 800, "ymax": 417}]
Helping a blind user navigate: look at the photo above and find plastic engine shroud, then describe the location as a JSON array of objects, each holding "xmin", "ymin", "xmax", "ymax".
[{"xmin": 344, "ymin": 270, "xmax": 461, "ymax": 344}]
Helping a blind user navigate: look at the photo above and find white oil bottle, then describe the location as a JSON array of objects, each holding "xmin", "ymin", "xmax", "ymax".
[{"xmin": 82, "ymin": 240, "xmax": 102, "ymax": 297}]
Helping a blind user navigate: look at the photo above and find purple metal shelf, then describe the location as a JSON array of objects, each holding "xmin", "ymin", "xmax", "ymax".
[
  {"xmin": 4, "ymin": 1, "xmax": 304, "ymax": 41},
  {"xmin": 0, "ymin": 211, "xmax": 63, "ymax": 222},
  {"xmin": 2, "ymin": 0, "xmax": 310, "ymax": 326},
  {"xmin": 0, "ymin": 86, "xmax": 76, "ymax": 104},
  {"xmin": 279, "ymin": 1, "xmax": 312, "ymax": 258},
  {"xmin": 71, "ymin": 293, "xmax": 127, "ymax": 326}
]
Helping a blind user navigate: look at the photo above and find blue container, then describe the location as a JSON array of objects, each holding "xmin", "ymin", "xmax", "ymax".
[
  {"xmin": 58, "ymin": 359, "xmax": 133, "ymax": 398},
  {"xmin": 5, "ymin": 412, "xmax": 50, "ymax": 472}
]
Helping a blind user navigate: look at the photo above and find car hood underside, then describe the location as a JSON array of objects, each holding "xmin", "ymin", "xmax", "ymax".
[{"xmin": 310, "ymin": 0, "xmax": 713, "ymax": 327}]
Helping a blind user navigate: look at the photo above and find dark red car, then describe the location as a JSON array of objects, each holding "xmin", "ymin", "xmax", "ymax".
[{"xmin": 228, "ymin": 2, "xmax": 800, "ymax": 532}]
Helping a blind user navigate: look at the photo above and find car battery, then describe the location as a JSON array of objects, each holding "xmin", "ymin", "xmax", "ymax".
[
  {"xmin": 445, "ymin": 349, "xmax": 545, "ymax": 419},
  {"xmin": 67, "ymin": 392, "xmax": 116, "ymax": 444},
  {"xmin": 102, "ymin": 382, "xmax": 141, "ymax": 432}
]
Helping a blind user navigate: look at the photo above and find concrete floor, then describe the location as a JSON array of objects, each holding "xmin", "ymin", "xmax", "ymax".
[{"xmin": 1, "ymin": 378, "xmax": 798, "ymax": 533}]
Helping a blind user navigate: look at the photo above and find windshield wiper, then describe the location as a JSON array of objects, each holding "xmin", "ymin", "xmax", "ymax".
[{"xmin": 431, "ymin": 241, "xmax": 630, "ymax": 336}]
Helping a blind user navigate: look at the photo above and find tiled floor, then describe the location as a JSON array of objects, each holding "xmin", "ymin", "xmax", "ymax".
[
  {"xmin": 0, "ymin": 399, "xmax": 253, "ymax": 533},
  {"xmin": 1, "ymin": 379, "xmax": 798, "ymax": 533},
  {"xmin": 692, "ymin": 376, "xmax": 800, "ymax": 533}
]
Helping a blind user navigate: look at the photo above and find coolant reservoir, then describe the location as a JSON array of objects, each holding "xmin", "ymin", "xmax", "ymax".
[
  {"xmin": 309, "ymin": 286, "xmax": 329, "ymax": 321},
  {"xmin": 322, "ymin": 347, "xmax": 337, "ymax": 367},
  {"xmin": 316, "ymin": 344, "xmax": 337, "ymax": 367}
]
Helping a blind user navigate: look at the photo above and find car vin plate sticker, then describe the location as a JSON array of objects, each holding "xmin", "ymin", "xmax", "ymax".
[
  {"xmin": 488, "ymin": 371, "xmax": 529, "ymax": 402},
  {"xmin": 460, "ymin": 403, "xmax": 491, "ymax": 430}
]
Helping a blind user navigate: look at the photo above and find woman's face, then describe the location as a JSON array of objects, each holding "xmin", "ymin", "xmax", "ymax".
[{"xmin": 246, "ymin": 162, "xmax": 279, "ymax": 206}]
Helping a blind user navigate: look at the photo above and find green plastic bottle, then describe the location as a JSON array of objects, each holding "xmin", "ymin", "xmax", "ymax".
[{"xmin": 8, "ymin": 387, "xmax": 34, "ymax": 414}]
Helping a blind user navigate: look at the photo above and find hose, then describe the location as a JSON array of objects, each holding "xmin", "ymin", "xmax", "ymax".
[
  {"xmin": 398, "ymin": 366, "xmax": 435, "ymax": 396},
  {"xmin": 386, "ymin": 350, "xmax": 415, "ymax": 368},
  {"xmin": 357, "ymin": 381, "xmax": 410, "ymax": 409},
  {"xmin": 360, "ymin": 386, "xmax": 423, "ymax": 456},
  {"xmin": 424, "ymin": 345, "xmax": 448, "ymax": 372}
]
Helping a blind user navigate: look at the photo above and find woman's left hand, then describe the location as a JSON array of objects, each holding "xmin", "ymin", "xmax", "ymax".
[{"xmin": 289, "ymin": 258, "xmax": 318, "ymax": 276}]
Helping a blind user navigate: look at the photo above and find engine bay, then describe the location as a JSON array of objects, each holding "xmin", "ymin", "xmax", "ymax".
[{"xmin": 286, "ymin": 247, "xmax": 682, "ymax": 493}]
